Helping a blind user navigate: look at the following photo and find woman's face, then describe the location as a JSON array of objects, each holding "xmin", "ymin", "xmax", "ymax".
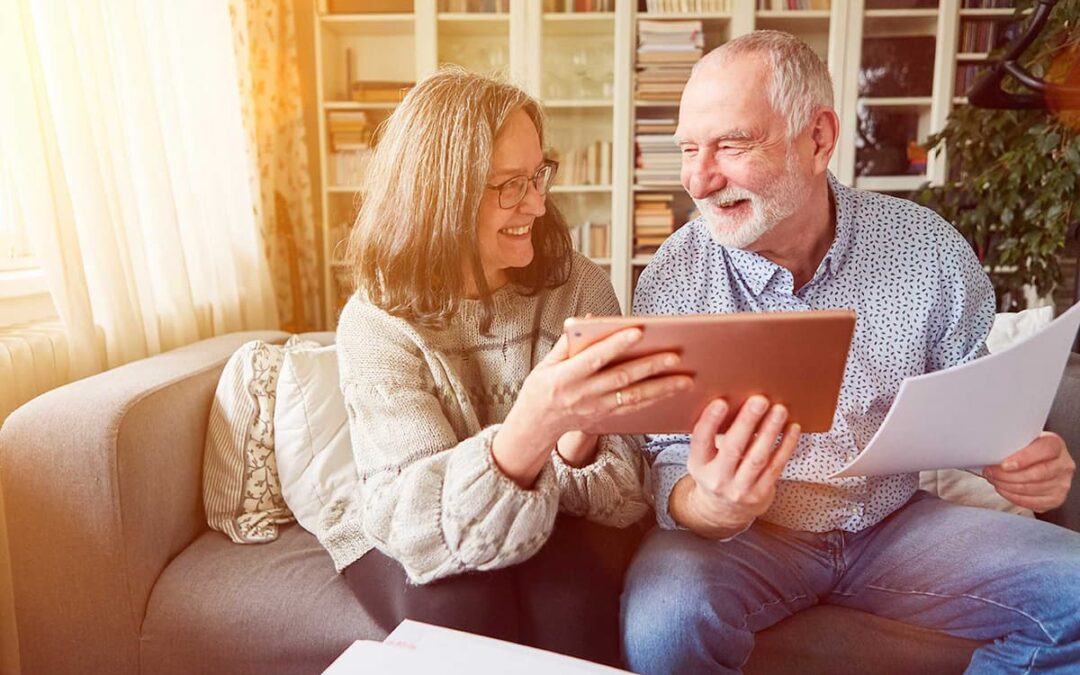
[{"xmin": 472, "ymin": 107, "xmax": 547, "ymax": 294}]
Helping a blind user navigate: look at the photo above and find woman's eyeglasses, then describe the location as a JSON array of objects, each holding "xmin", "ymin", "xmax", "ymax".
[{"xmin": 486, "ymin": 160, "xmax": 559, "ymax": 209}]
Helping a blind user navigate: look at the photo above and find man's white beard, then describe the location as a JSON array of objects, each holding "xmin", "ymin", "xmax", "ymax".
[{"xmin": 693, "ymin": 154, "xmax": 808, "ymax": 250}]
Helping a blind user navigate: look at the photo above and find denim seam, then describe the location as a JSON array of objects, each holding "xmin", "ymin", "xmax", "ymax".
[
  {"xmin": 838, "ymin": 584, "xmax": 1059, "ymax": 645},
  {"xmin": 735, "ymin": 593, "xmax": 812, "ymax": 669}
]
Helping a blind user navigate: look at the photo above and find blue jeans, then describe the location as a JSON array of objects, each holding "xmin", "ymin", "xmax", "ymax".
[{"xmin": 621, "ymin": 491, "xmax": 1080, "ymax": 674}]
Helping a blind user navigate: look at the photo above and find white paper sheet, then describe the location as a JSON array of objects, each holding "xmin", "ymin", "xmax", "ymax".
[
  {"xmin": 832, "ymin": 301, "xmax": 1080, "ymax": 478},
  {"xmin": 323, "ymin": 621, "xmax": 632, "ymax": 674}
]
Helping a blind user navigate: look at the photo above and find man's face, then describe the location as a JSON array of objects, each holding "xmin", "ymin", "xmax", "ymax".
[{"xmin": 676, "ymin": 56, "xmax": 812, "ymax": 250}]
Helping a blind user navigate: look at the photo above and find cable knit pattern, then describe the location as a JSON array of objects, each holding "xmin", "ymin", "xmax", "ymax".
[
  {"xmin": 318, "ymin": 252, "xmax": 649, "ymax": 583},
  {"xmin": 551, "ymin": 435, "xmax": 650, "ymax": 527}
]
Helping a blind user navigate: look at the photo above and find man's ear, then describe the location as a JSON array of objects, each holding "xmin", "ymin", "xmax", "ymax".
[{"xmin": 807, "ymin": 107, "xmax": 840, "ymax": 174}]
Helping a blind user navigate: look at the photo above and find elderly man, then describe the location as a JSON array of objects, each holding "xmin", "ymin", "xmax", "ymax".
[{"xmin": 621, "ymin": 30, "xmax": 1080, "ymax": 674}]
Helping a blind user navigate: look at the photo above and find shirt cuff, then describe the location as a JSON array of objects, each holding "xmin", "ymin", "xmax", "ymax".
[{"xmin": 652, "ymin": 462, "xmax": 689, "ymax": 530}]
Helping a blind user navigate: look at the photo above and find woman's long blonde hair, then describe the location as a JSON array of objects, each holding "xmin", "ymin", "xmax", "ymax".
[{"xmin": 346, "ymin": 66, "xmax": 572, "ymax": 332}]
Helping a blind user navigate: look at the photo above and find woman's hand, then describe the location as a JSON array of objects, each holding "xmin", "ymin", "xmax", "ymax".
[{"xmin": 492, "ymin": 328, "xmax": 692, "ymax": 486}]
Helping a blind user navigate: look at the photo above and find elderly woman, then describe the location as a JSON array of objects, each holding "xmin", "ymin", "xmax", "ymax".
[{"xmin": 317, "ymin": 67, "xmax": 690, "ymax": 666}]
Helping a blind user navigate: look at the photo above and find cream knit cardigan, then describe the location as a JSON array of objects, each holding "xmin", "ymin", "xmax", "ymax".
[{"xmin": 318, "ymin": 253, "xmax": 650, "ymax": 584}]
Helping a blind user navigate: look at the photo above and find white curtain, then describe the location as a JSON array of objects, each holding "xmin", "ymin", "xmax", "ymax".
[
  {"xmin": 0, "ymin": 0, "xmax": 278, "ymax": 376},
  {"xmin": 0, "ymin": 2, "xmax": 280, "ymax": 671}
]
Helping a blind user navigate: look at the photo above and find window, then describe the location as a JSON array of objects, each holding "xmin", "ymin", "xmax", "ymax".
[{"xmin": 0, "ymin": 158, "xmax": 54, "ymax": 326}]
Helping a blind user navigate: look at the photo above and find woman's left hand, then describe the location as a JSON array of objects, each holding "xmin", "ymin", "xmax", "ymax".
[{"xmin": 556, "ymin": 431, "xmax": 600, "ymax": 467}]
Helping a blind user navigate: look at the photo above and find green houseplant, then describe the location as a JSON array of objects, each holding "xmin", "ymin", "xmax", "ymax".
[{"xmin": 916, "ymin": 0, "xmax": 1080, "ymax": 311}]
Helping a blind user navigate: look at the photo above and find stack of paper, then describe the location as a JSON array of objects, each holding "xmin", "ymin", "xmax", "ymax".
[{"xmin": 324, "ymin": 620, "xmax": 632, "ymax": 675}]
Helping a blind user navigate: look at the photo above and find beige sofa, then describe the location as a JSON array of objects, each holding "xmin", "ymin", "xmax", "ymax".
[{"xmin": 2, "ymin": 330, "xmax": 1078, "ymax": 675}]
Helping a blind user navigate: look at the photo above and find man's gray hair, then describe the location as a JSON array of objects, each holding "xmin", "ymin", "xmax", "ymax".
[{"xmin": 693, "ymin": 30, "xmax": 834, "ymax": 139}]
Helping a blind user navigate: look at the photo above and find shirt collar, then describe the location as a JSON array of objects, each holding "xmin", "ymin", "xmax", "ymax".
[{"xmin": 720, "ymin": 171, "xmax": 855, "ymax": 298}]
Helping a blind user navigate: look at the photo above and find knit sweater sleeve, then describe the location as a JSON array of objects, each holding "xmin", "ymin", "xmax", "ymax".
[
  {"xmin": 336, "ymin": 303, "xmax": 559, "ymax": 585},
  {"xmin": 548, "ymin": 256, "xmax": 651, "ymax": 527}
]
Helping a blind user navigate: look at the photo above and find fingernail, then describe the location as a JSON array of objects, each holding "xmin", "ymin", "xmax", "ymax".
[
  {"xmin": 664, "ymin": 354, "xmax": 680, "ymax": 367},
  {"xmin": 771, "ymin": 405, "xmax": 787, "ymax": 422},
  {"xmin": 1003, "ymin": 461, "xmax": 1017, "ymax": 471},
  {"xmin": 712, "ymin": 400, "xmax": 728, "ymax": 415},
  {"xmin": 750, "ymin": 396, "xmax": 768, "ymax": 414},
  {"xmin": 626, "ymin": 329, "xmax": 642, "ymax": 343},
  {"xmin": 678, "ymin": 376, "xmax": 693, "ymax": 390},
  {"xmin": 789, "ymin": 423, "xmax": 801, "ymax": 435}
]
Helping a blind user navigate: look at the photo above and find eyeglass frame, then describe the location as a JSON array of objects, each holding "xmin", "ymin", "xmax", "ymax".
[{"xmin": 484, "ymin": 160, "xmax": 559, "ymax": 210}]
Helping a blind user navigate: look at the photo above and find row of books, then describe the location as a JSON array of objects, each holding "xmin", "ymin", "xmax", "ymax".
[
  {"xmin": 329, "ymin": 149, "xmax": 372, "ymax": 187},
  {"xmin": 958, "ymin": 18, "xmax": 1023, "ymax": 54},
  {"xmin": 640, "ymin": 0, "xmax": 730, "ymax": 11},
  {"xmin": 634, "ymin": 194, "xmax": 676, "ymax": 254},
  {"xmin": 568, "ymin": 221, "xmax": 611, "ymax": 259},
  {"xmin": 960, "ymin": 0, "xmax": 1015, "ymax": 7},
  {"xmin": 636, "ymin": 20, "xmax": 702, "ymax": 102},
  {"xmin": 755, "ymin": 0, "xmax": 831, "ymax": 8},
  {"xmin": 438, "ymin": 0, "xmax": 510, "ymax": 12},
  {"xmin": 955, "ymin": 62, "xmax": 992, "ymax": 97},
  {"xmin": 543, "ymin": 0, "xmax": 615, "ymax": 10},
  {"xmin": 553, "ymin": 140, "xmax": 613, "ymax": 186}
]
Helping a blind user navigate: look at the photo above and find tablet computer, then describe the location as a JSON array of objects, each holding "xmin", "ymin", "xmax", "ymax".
[{"xmin": 563, "ymin": 310, "xmax": 857, "ymax": 434}]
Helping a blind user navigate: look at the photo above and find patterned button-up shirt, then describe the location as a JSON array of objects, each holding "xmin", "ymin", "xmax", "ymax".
[{"xmin": 633, "ymin": 173, "xmax": 995, "ymax": 533}]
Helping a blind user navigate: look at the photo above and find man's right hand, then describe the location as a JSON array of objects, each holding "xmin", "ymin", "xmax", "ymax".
[{"xmin": 670, "ymin": 396, "xmax": 801, "ymax": 539}]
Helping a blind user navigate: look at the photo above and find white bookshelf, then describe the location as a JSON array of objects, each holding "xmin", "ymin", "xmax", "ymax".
[{"xmin": 313, "ymin": 0, "xmax": 1004, "ymax": 326}]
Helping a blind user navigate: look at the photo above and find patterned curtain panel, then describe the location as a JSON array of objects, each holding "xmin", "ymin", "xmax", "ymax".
[{"xmin": 232, "ymin": 0, "xmax": 320, "ymax": 333}]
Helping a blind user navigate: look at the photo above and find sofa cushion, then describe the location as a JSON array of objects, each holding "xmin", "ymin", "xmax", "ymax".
[
  {"xmin": 275, "ymin": 344, "xmax": 358, "ymax": 537},
  {"xmin": 202, "ymin": 336, "xmax": 318, "ymax": 543},
  {"xmin": 140, "ymin": 525, "xmax": 382, "ymax": 675}
]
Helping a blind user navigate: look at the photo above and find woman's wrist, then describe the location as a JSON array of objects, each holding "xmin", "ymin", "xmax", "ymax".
[
  {"xmin": 491, "ymin": 412, "xmax": 560, "ymax": 488},
  {"xmin": 555, "ymin": 431, "xmax": 599, "ymax": 468}
]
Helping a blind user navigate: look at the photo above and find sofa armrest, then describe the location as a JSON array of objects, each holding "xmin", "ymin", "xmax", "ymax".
[
  {"xmin": 1040, "ymin": 352, "xmax": 1080, "ymax": 532},
  {"xmin": 0, "ymin": 331, "xmax": 288, "ymax": 675}
]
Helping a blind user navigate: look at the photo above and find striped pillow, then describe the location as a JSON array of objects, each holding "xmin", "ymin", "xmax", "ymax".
[{"xmin": 203, "ymin": 336, "xmax": 317, "ymax": 543}]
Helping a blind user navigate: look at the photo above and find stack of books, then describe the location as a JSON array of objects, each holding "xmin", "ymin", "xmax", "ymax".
[
  {"xmin": 328, "ymin": 111, "xmax": 371, "ymax": 186},
  {"xmin": 636, "ymin": 20, "xmax": 703, "ymax": 103},
  {"xmin": 634, "ymin": 194, "xmax": 676, "ymax": 255},
  {"xmin": 543, "ymin": 0, "xmax": 615, "ymax": 10},
  {"xmin": 635, "ymin": 131, "xmax": 680, "ymax": 186}
]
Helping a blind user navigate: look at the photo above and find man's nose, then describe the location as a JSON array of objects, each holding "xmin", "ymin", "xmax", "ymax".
[{"xmin": 682, "ymin": 154, "xmax": 726, "ymax": 200}]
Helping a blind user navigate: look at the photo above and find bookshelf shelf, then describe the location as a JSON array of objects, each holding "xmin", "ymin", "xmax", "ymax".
[
  {"xmin": 543, "ymin": 12, "xmax": 616, "ymax": 22},
  {"xmin": 546, "ymin": 99, "xmax": 615, "ymax": 108},
  {"xmin": 863, "ymin": 9, "xmax": 938, "ymax": 19},
  {"xmin": 322, "ymin": 100, "xmax": 399, "ymax": 109},
  {"xmin": 633, "ymin": 183, "xmax": 683, "ymax": 191},
  {"xmin": 958, "ymin": 8, "xmax": 1023, "ymax": 18},
  {"xmin": 754, "ymin": 10, "xmax": 831, "ymax": 34},
  {"xmin": 857, "ymin": 96, "xmax": 934, "ymax": 107},
  {"xmin": 322, "ymin": 15, "xmax": 414, "ymax": 36},
  {"xmin": 956, "ymin": 52, "xmax": 992, "ymax": 61},
  {"xmin": 854, "ymin": 175, "xmax": 927, "ymax": 192},
  {"xmin": 551, "ymin": 185, "xmax": 613, "ymax": 193},
  {"xmin": 636, "ymin": 13, "xmax": 732, "ymax": 20}
]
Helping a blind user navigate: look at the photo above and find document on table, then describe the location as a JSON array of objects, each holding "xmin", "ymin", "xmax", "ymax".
[
  {"xmin": 832, "ymin": 301, "xmax": 1080, "ymax": 478},
  {"xmin": 323, "ymin": 620, "xmax": 632, "ymax": 675}
]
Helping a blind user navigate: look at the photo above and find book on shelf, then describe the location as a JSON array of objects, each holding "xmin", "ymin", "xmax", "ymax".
[{"xmin": 960, "ymin": 0, "xmax": 1016, "ymax": 8}]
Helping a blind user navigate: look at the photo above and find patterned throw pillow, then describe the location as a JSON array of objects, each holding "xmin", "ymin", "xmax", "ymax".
[{"xmin": 203, "ymin": 335, "xmax": 318, "ymax": 543}]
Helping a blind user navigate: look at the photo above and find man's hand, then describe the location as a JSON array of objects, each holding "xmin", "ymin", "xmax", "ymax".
[
  {"xmin": 670, "ymin": 396, "xmax": 800, "ymax": 539},
  {"xmin": 983, "ymin": 432, "xmax": 1075, "ymax": 512}
]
